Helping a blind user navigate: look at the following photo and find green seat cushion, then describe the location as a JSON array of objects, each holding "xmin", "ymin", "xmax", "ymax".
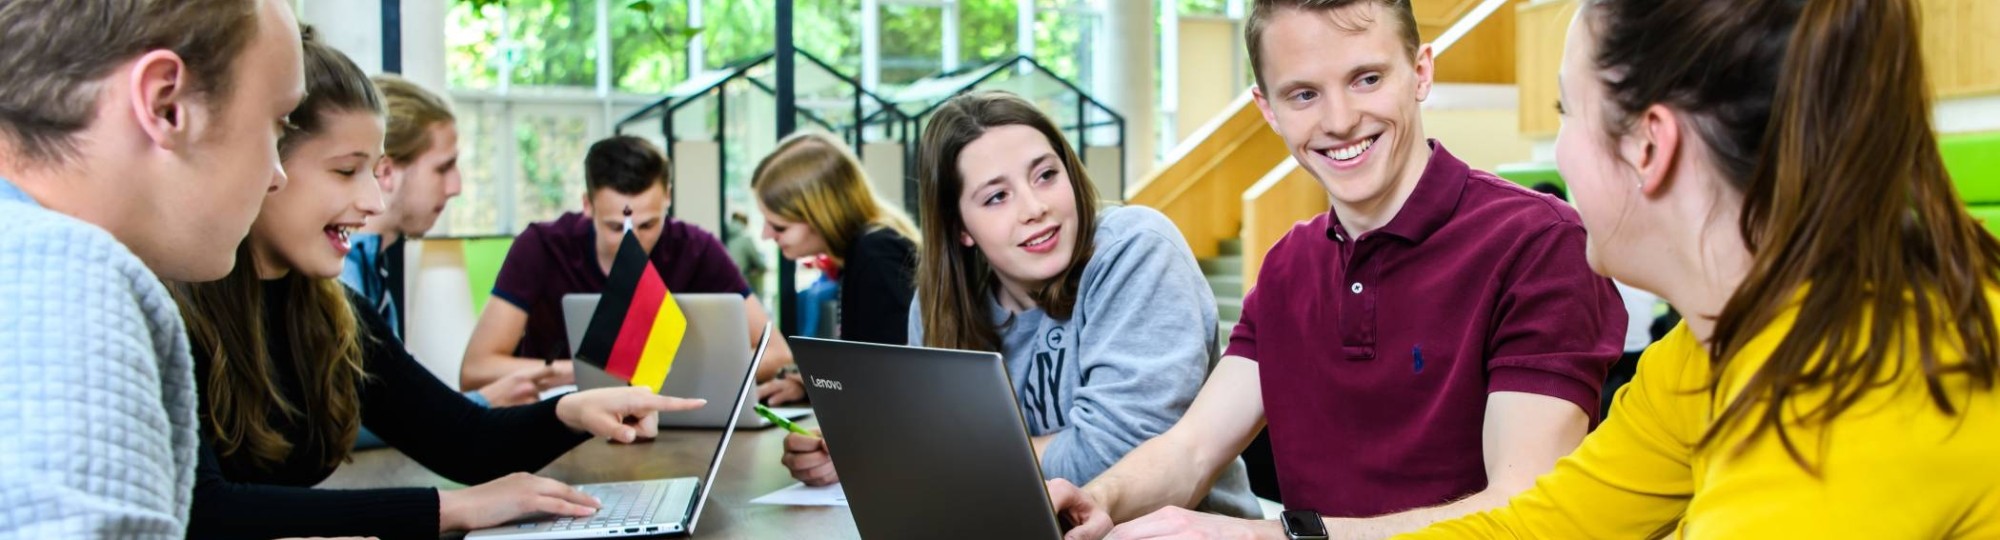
[
  {"xmin": 1943, "ymin": 132, "xmax": 2000, "ymax": 206},
  {"xmin": 1495, "ymin": 163, "xmax": 1564, "ymax": 190},
  {"xmin": 463, "ymin": 237, "xmax": 515, "ymax": 315}
]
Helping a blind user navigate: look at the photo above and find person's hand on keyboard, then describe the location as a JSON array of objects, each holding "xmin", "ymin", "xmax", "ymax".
[
  {"xmin": 556, "ymin": 386, "xmax": 708, "ymax": 443},
  {"xmin": 1046, "ymin": 479, "xmax": 1113, "ymax": 540},
  {"xmin": 438, "ymin": 472, "xmax": 602, "ymax": 533}
]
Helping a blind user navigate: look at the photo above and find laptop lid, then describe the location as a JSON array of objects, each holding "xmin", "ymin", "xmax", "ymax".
[
  {"xmin": 790, "ymin": 337, "xmax": 1064, "ymax": 540},
  {"xmin": 461, "ymin": 323, "xmax": 768, "ymax": 540},
  {"xmin": 682, "ymin": 321, "xmax": 769, "ymax": 533}
]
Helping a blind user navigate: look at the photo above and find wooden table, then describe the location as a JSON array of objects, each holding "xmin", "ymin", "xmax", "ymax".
[{"xmin": 319, "ymin": 417, "xmax": 860, "ymax": 539}]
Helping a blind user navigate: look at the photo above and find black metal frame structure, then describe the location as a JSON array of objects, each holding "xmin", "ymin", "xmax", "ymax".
[
  {"xmin": 613, "ymin": 47, "xmax": 910, "ymax": 336},
  {"xmin": 875, "ymin": 54, "xmax": 1128, "ymax": 209}
]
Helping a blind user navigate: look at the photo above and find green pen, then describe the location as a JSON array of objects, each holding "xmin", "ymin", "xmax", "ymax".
[{"xmin": 755, "ymin": 404, "xmax": 816, "ymax": 437}]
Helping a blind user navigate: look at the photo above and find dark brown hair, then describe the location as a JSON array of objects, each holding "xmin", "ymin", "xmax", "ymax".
[
  {"xmin": 173, "ymin": 245, "xmax": 368, "ymax": 469},
  {"xmin": 586, "ymin": 135, "xmax": 670, "ymax": 196},
  {"xmin": 280, "ymin": 27, "xmax": 384, "ymax": 158},
  {"xmin": 1245, "ymin": 0, "xmax": 1419, "ymax": 88},
  {"xmin": 0, "ymin": 0, "xmax": 261, "ymax": 164},
  {"xmin": 916, "ymin": 91, "xmax": 1099, "ymax": 352},
  {"xmin": 1588, "ymin": 0, "xmax": 2000, "ymax": 470},
  {"xmin": 373, "ymin": 74, "xmax": 456, "ymax": 165},
  {"xmin": 173, "ymin": 31, "xmax": 378, "ymax": 469}
]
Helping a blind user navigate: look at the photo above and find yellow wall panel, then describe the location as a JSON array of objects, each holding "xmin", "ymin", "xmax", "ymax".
[
  {"xmin": 1179, "ymin": 18, "xmax": 1246, "ymax": 142},
  {"xmin": 1515, "ymin": 0, "xmax": 1576, "ymax": 137},
  {"xmin": 1924, "ymin": 0, "xmax": 2000, "ymax": 98},
  {"xmin": 1414, "ymin": 0, "xmax": 1485, "ymax": 27},
  {"xmin": 1425, "ymin": 1, "xmax": 1521, "ymax": 85}
]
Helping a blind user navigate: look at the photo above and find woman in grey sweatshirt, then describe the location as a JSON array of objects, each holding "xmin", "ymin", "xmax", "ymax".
[{"xmin": 779, "ymin": 91, "xmax": 1259, "ymax": 519}]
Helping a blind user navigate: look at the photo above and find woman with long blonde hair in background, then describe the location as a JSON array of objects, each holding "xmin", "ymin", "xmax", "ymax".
[{"xmin": 750, "ymin": 132, "xmax": 920, "ymax": 403}]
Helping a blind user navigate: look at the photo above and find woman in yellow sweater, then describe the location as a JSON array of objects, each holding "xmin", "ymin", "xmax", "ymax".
[{"xmin": 1401, "ymin": 0, "xmax": 2000, "ymax": 538}]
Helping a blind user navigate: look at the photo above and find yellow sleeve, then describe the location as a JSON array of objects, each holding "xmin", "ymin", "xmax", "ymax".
[{"xmin": 1396, "ymin": 324, "xmax": 1704, "ymax": 539}]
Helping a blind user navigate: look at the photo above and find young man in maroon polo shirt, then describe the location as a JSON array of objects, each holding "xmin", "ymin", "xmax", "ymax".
[
  {"xmin": 461, "ymin": 136, "xmax": 796, "ymax": 394},
  {"xmin": 1046, "ymin": 1, "xmax": 1625, "ymax": 538}
]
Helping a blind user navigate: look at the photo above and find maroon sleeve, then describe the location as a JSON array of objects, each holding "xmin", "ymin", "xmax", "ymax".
[
  {"xmin": 1485, "ymin": 220, "xmax": 1626, "ymax": 423},
  {"xmin": 490, "ymin": 225, "xmax": 549, "ymax": 311}
]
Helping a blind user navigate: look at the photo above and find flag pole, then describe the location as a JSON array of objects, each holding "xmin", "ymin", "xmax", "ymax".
[{"xmin": 775, "ymin": 0, "xmax": 799, "ymax": 337}]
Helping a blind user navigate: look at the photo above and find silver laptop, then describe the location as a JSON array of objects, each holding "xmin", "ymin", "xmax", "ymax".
[
  {"xmin": 791, "ymin": 337, "xmax": 1066, "ymax": 540},
  {"xmin": 465, "ymin": 324, "xmax": 769, "ymax": 539},
  {"xmin": 562, "ymin": 293, "xmax": 810, "ymax": 429}
]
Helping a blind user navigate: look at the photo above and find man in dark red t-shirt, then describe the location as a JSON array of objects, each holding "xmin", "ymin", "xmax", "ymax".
[
  {"xmin": 1047, "ymin": 1, "xmax": 1625, "ymax": 538},
  {"xmin": 461, "ymin": 136, "xmax": 795, "ymax": 394}
]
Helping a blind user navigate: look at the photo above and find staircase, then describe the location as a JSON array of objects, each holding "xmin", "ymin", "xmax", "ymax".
[{"xmin": 1200, "ymin": 237, "xmax": 1246, "ymax": 336}]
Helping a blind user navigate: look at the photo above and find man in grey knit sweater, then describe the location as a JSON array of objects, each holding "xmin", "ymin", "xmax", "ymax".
[{"xmin": 0, "ymin": 1, "xmax": 305, "ymax": 537}]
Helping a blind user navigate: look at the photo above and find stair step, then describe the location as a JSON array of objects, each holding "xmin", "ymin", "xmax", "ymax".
[
  {"xmin": 1216, "ymin": 297, "xmax": 1243, "ymax": 322},
  {"xmin": 1208, "ymin": 275, "xmax": 1244, "ymax": 298},
  {"xmin": 1218, "ymin": 237, "xmax": 1244, "ymax": 257},
  {"xmin": 1200, "ymin": 255, "xmax": 1244, "ymax": 277}
]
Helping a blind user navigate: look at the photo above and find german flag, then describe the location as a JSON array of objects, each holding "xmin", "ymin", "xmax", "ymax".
[{"xmin": 573, "ymin": 219, "xmax": 686, "ymax": 392}]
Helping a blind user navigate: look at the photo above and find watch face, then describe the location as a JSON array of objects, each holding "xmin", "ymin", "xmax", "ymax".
[{"xmin": 1282, "ymin": 510, "xmax": 1328, "ymax": 537}]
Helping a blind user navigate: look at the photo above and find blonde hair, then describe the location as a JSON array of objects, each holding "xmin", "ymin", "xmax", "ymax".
[
  {"xmin": 752, "ymin": 131, "xmax": 917, "ymax": 264},
  {"xmin": 371, "ymin": 74, "xmax": 455, "ymax": 165}
]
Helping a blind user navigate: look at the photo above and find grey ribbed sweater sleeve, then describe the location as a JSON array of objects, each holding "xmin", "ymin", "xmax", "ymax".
[
  {"xmin": 0, "ymin": 201, "xmax": 199, "ymax": 538},
  {"xmin": 1033, "ymin": 207, "xmax": 1218, "ymax": 486}
]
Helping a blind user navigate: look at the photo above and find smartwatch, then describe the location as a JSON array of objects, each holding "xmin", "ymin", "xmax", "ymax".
[{"xmin": 1281, "ymin": 509, "xmax": 1329, "ymax": 540}]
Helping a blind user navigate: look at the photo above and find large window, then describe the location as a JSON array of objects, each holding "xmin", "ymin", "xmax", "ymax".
[
  {"xmin": 439, "ymin": 0, "xmax": 1107, "ymax": 238},
  {"xmin": 442, "ymin": 0, "xmax": 698, "ymax": 237}
]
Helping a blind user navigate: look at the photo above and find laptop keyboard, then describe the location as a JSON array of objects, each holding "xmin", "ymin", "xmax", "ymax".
[{"xmin": 551, "ymin": 482, "xmax": 668, "ymax": 531}]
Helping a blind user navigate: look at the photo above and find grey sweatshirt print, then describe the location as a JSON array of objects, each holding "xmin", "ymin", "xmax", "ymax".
[{"xmin": 911, "ymin": 205, "xmax": 1261, "ymax": 518}]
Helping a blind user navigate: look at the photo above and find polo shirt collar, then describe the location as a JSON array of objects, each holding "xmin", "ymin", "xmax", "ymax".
[
  {"xmin": 1323, "ymin": 140, "xmax": 1469, "ymax": 245},
  {"xmin": 349, "ymin": 232, "xmax": 384, "ymax": 257}
]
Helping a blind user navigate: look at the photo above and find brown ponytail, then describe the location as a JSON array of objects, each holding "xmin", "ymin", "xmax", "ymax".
[{"xmin": 1589, "ymin": 0, "xmax": 2000, "ymax": 471}]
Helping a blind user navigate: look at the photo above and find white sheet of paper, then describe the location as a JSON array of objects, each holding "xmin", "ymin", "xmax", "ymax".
[{"xmin": 749, "ymin": 482, "xmax": 849, "ymax": 507}]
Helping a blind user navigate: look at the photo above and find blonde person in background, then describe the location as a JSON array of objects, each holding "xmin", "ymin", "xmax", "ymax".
[
  {"xmin": 338, "ymin": 74, "xmax": 549, "ymax": 418},
  {"xmin": 751, "ymin": 132, "xmax": 920, "ymax": 404},
  {"xmin": 341, "ymin": 74, "xmax": 464, "ymax": 338},
  {"xmin": 1401, "ymin": 0, "xmax": 2000, "ymax": 537}
]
